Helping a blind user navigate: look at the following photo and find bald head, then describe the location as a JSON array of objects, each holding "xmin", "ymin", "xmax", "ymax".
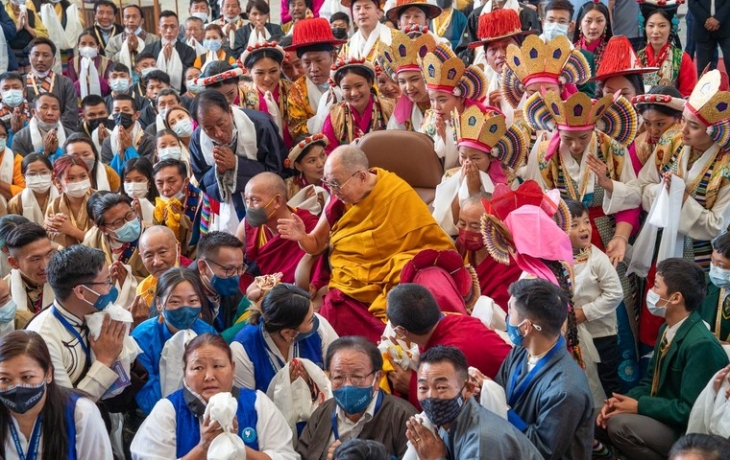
[
  {"xmin": 139, "ymin": 226, "xmax": 179, "ymax": 278},
  {"xmin": 458, "ymin": 193, "xmax": 487, "ymax": 233},
  {"xmin": 328, "ymin": 145, "xmax": 369, "ymax": 175},
  {"xmin": 246, "ymin": 172, "xmax": 288, "ymax": 198}
]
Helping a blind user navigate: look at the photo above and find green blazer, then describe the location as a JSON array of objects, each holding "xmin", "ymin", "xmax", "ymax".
[
  {"xmin": 627, "ymin": 310, "xmax": 729, "ymax": 430},
  {"xmin": 699, "ymin": 283, "xmax": 730, "ymax": 341},
  {"xmin": 578, "ymin": 49, "xmax": 597, "ymax": 99}
]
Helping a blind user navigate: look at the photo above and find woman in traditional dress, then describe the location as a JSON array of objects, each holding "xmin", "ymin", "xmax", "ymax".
[
  {"xmin": 321, "ymin": 58, "xmax": 393, "ymax": 152},
  {"xmin": 121, "ymin": 157, "xmax": 157, "ymax": 225},
  {"xmin": 0, "ymin": 121, "xmax": 24, "ymax": 210},
  {"xmin": 63, "ymin": 133, "xmax": 119, "ymax": 192},
  {"xmin": 7, "ymin": 153, "xmax": 55, "ymax": 225},
  {"xmin": 419, "ymin": 43, "xmax": 487, "ymax": 170},
  {"xmin": 636, "ymin": 0, "xmax": 697, "ymax": 97},
  {"xmin": 572, "ymin": 1, "xmax": 612, "ymax": 67},
  {"xmin": 44, "ymin": 154, "xmax": 94, "ymax": 247},
  {"xmin": 631, "ymin": 86, "xmax": 684, "ymax": 169},
  {"xmin": 241, "ymin": 42, "xmax": 294, "ymax": 148},
  {"xmin": 66, "ymin": 30, "xmax": 113, "ymax": 98},
  {"xmin": 625, "ymin": 70, "xmax": 730, "ymax": 364},
  {"xmin": 379, "ymin": 29, "xmax": 435, "ymax": 132},
  {"xmin": 432, "ymin": 0, "xmax": 467, "ymax": 49},
  {"xmin": 285, "ymin": 133, "xmax": 328, "ymax": 199}
]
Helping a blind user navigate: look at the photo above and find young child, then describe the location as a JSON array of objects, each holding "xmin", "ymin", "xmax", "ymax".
[
  {"xmin": 567, "ymin": 199, "xmax": 623, "ymax": 399},
  {"xmin": 700, "ymin": 232, "xmax": 730, "ymax": 344}
]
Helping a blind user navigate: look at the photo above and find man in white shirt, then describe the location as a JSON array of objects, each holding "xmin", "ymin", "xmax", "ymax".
[{"xmin": 26, "ymin": 244, "xmax": 127, "ymax": 402}]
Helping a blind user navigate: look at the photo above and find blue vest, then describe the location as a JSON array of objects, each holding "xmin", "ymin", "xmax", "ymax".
[
  {"xmin": 64, "ymin": 393, "xmax": 80, "ymax": 460},
  {"xmin": 167, "ymin": 388, "xmax": 259, "ymax": 457},
  {"xmin": 234, "ymin": 321, "xmax": 324, "ymax": 393}
]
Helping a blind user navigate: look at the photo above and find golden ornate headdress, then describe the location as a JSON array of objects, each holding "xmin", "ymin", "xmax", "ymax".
[
  {"xmin": 377, "ymin": 29, "xmax": 436, "ymax": 77},
  {"xmin": 686, "ymin": 70, "xmax": 730, "ymax": 127},
  {"xmin": 501, "ymin": 35, "xmax": 591, "ymax": 108},
  {"xmin": 524, "ymin": 91, "xmax": 638, "ymax": 147},
  {"xmin": 453, "ymin": 105, "xmax": 528, "ymax": 169},
  {"xmin": 422, "ymin": 44, "xmax": 487, "ymax": 101}
]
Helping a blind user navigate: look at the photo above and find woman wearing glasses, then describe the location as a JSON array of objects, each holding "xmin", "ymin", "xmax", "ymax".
[{"xmin": 82, "ymin": 191, "xmax": 147, "ymax": 309}]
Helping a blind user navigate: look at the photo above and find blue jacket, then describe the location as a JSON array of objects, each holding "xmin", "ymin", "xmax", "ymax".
[
  {"xmin": 0, "ymin": 6, "xmax": 18, "ymax": 71},
  {"xmin": 132, "ymin": 317, "xmax": 218, "ymax": 415}
]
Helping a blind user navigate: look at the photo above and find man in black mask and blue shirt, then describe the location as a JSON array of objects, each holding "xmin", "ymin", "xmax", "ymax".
[{"xmin": 407, "ymin": 346, "xmax": 543, "ymax": 460}]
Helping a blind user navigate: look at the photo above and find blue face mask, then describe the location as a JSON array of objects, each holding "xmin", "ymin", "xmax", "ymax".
[
  {"xmin": 203, "ymin": 39, "xmax": 222, "ymax": 52},
  {"xmin": 83, "ymin": 285, "xmax": 119, "ymax": 311},
  {"xmin": 710, "ymin": 263, "xmax": 730, "ymax": 289},
  {"xmin": 332, "ymin": 385, "xmax": 374, "ymax": 414},
  {"xmin": 506, "ymin": 315, "xmax": 526, "ymax": 347},
  {"xmin": 0, "ymin": 299, "xmax": 17, "ymax": 324},
  {"xmin": 295, "ymin": 316, "xmax": 319, "ymax": 342},
  {"xmin": 113, "ymin": 218, "xmax": 141, "ymax": 243},
  {"xmin": 1, "ymin": 89, "xmax": 24, "ymax": 108},
  {"xmin": 205, "ymin": 262, "xmax": 240, "ymax": 296},
  {"xmin": 165, "ymin": 305, "xmax": 201, "ymax": 330}
]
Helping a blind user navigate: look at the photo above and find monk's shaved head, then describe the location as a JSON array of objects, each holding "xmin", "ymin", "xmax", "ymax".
[
  {"xmin": 328, "ymin": 145, "xmax": 369, "ymax": 175},
  {"xmin": 246, "ymin": 171, "xmax": 287, "ymax": 198},
  {"xmin": 140, "ymin": 225, "xmax": 177, "ymax": 248},
  {"xmin": 461, "ymin": 193, "xmax": 489, "ymax": 213}
]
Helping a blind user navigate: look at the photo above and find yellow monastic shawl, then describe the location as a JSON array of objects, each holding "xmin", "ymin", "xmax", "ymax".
[{"xmin": 328, "ymin": 168, "xmax": 455, "ymax": 319}]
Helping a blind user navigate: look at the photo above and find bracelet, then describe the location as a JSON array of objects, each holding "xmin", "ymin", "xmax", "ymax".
[{"xmin": 613, "ymin": 235, "xmax": 628, "ymax": 242}]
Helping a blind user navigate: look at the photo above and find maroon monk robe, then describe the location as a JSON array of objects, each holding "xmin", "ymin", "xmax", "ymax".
[
  {"xmin": 244, "ymin": 207, "xmax": 319, "ymax": 283},
  {"xmin": 405, "ymin": 314, "xmax": 512, "ymax": 409},
  {"xmin": 456, "ymin": 243, "xmax": 521, "ymax": 313}
]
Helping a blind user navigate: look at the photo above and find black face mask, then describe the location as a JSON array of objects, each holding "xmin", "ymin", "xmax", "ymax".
[
  {"xmin": 332, "ymin": 27, "xmax": 348, "ymax": 40},
  {"xmin": 0, "ymin": 382, "xmax": 46, "ymax": 414},
  {"xmin": 87, "ymin": 117, "xmax": 114, "ymax": 132},
  {"xmin": 436, "ymin": 0, "xmax": 453, "ymax": 8},
  {"xmin": 113, "ymin": 112, "xmax": 135, "ymax": 129}
]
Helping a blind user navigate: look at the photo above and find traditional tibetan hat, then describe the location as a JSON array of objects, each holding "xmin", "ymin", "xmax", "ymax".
[
  {"xmin": 329, "ymin": 58, "xmax": 377, "ymax": 87},
  {"xmin": 422, "ymin": 44, "xmax": 487, "ymax": 101},
  {"xmin": 685, "ymin": 70, "xmax": 730, "ymax": 150},
  {"xmin": 378, "ymin": 28, "xmax": 436, "ymax": 76},
  {"xmin": 241, "ymin": 41, "xmax": 286, "ymax": 69},
  {"xmin": 385, "ymin": 0, "xmax": 442, "ymax": 23},
  {"xmin": 195, "ymin": 61, "xmax": 246, "ymax": 87},
  {"xmin": 638, "ymin": 0, "xmax": 683, "ymax": 44},
  {"xmin": 501, "ymin": 35, "xmax": 591, "ymax": 108},
  {"xmin": 631, "ymin": 93, "xmax": 685, "ymax": 112},
  {"xmin": 284, "ymin": 18, "xmax": 347, "ymax": 53},
  {"xmin": 593, "ymin": 35, "xmax": 659, "ymax": 81},
  {"xmin": 524, "ymin": 90, "xmax": 638, "ymax": 147},
  {"xmin": 286, "ymin": 133, "xmax": 329, "ymax": 169},
  {"xmin": 469, "ymin": 8, "xmax": 533, "ymax": 49},
  {"xmin": 454, "ymin": 105, "xmax": 528, "ymax": 170}
]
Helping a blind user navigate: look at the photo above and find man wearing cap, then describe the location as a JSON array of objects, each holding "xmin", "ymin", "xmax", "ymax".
[
  {"xmin": 339, "ymin": 0, "xmax": 395, "ymax": 62},
  {"xmin": 286, "ymin": 18, "xmax": 346, "ymax": 138},
  {"xmin": 277, "ymin": 145, "xmax": 455, "ymax": 343},
  {"xmin": 384, "ymin": 0, "xmax": 449, "ymax": 44}
]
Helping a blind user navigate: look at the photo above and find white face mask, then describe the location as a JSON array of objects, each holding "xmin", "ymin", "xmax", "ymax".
[
  {"xmin": 25, "ymin": 173, "xmax": 53, "ymax": 193},
  {"xmin": 124, "ymin": 180, "xmax": 149, "ymax": 199},
  {"xmin": 172, "ymin": 118, "xmax": 194, "ymax": 138},
  {"xmin": 64, "ymin": 179, "xmax": 91, "ymax": 198},
  {"xmin": 191, "ymin": 11, "xmax": 208, "ymax": 22},
  {"xmin": 158, "ymin": 146, "xmax": 182, "ymax": 161},
  {"xmin": 710, "ymin": 263, "xmax": 730, "ymax": 289},
  {"xmin": 646, "ymin": 290, "xmax": 668, "ymax": 318},
  {"xmin": 79, "ymin": 47, "xmax": 99, "ymax": 59},
  {"xmin": 542, "ymin": 22, "xmax": 570, "ymax": 41},
  {"xmin": 160, "ymin": 189, "xmax": 186, "ymax": 202}
]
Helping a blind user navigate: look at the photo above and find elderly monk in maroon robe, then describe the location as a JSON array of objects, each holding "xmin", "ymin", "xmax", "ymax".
[
  {"xmin": 236, "ymin": 172, "xmax": 319, "ymax": 299},
  {"xmin": 278, "ymin": 145, "xmax": 456, "ymax": 342},
  {"xmin": 455, "ymin": 194, "xmax": 520, "ymax": 312}
]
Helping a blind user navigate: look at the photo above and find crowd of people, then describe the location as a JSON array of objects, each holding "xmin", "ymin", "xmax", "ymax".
[{"xmin": 0, "ymin": 0, "xmax": 728, "ymax": 459}]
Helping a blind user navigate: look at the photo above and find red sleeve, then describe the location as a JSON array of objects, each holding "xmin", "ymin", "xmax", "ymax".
[
  {"xmin": 408, "ymin": 370, "xmax": 421, "ymax": 411},
  {"xmin": 322, "ymin": 114, "xmax": 340, "ymax": 155},
  {"xmin": 678, "ymin": 52, "xmax": 698, "ymax": 98}
]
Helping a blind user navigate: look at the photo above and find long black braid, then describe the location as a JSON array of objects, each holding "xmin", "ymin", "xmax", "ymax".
[{"xmin": 543, "ymin": 259, "xmax": 584, "ymax": 368}]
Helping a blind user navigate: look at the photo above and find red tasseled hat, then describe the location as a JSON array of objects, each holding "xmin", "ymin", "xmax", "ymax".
[
  {"xmin": 468, "ymin": 8, "xmax": 533, "ymax": 49},
  {"xmin": 592, "ymin": 35, "xmax": 658, "ymax": 81},
  {"xmin": 284, "ymin": 18, "xmax": 347, "ymax": 51}
]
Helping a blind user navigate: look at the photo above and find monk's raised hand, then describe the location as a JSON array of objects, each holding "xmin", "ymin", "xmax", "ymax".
[{"xmin": 277, "ymin": 212, "xmax": 307, "ymax": 242}]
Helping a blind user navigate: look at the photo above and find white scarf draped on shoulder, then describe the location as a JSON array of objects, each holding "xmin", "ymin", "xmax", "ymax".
[{"xmin": 156, "ymin": 40, "xmax": 184, "ymax": 92}]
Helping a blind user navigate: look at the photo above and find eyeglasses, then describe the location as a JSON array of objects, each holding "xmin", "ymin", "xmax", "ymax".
[
  {"xmin": 205, "ymin": 259, "xmax": 247, "ymax": 277},
  {"xmin": 330, "ymin": 370, "xmax": 376, "ymax": 387},
  {"xmin": 322, "ymin": 171, "xmax": 361, "ymax": 190},
  {"xmin": 104, "ymin": 210, "xmax": 137, "ymax": 231},
  {"xmin": 85, "ymin": 277, "xmax": 114, "ymax": 287}
]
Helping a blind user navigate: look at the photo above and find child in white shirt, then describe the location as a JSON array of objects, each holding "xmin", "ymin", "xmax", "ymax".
[{"xmin": 567, "ymin": 199, "xmax": 624, "ymax": 397}]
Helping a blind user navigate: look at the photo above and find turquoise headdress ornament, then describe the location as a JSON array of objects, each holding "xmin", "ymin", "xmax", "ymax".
[{"xmin": 637, "ymin": 0, "xmax": 684, "ymax": 42}]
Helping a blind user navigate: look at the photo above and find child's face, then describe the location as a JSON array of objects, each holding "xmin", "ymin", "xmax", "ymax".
[{"xmin": 569, "ymin": 211, "xmax": 591, "ymax": 250}]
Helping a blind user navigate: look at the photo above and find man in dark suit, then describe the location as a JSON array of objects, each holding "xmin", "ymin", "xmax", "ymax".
[
  {"xmin": 689, "ymin": 0, "xmax": 730, "ymax": 73},
  {"xmin": 141, "ymin": 11, "xmax": 196, "ymax": 94},
  {"xmin": 87, "ymin": 0, "xmax": 124, "ymax": 57},
  {"xmin": 596, "ymin": 258, "xmax": 729, "ymax": 460}
]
